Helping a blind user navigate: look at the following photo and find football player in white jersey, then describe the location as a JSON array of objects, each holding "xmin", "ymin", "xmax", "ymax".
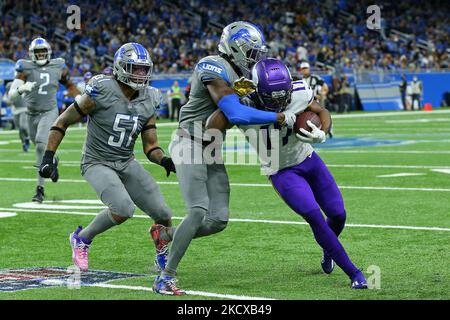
[{"xmin": 207, "ymin": 58, "xmax": 367, "ymax": 289}]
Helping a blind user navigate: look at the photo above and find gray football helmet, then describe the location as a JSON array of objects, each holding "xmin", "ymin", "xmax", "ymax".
[
  {"xmin": 218, "ymin": 21, "xmax": 268, "ymax": 77},
  {"xmin": 113, "ymin": 42, "xmax": 153, "ymax": 90},
  {"xmin": 29, "ymin": 38, "xmax": 52, "ymax": 66}
]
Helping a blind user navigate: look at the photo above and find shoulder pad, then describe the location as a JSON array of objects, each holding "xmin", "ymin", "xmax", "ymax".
[{"xmin": 196, "ymin": 56, "xmax": 230, "ymax": 84}]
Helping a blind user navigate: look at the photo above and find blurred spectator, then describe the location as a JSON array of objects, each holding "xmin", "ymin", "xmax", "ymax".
[
  {"xmin": 410, "ymin": 76, "xmax": 423, "ymax": 110},
  {"xmin": 167, "ymin": 80, "xmax": 183, "ymax": 121}
]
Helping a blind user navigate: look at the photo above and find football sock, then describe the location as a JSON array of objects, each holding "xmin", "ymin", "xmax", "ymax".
[
  {"xmin": 306, "ymin": 209, "xmax": 358, "ymax": 277},
  {"xmin": 163, "ymin": 207, "xmax": 206, "ymax": 275},
  {"xmin": 326, "ymin": 212, "xmax": 346, "ymax": 237},
  {"xmin": 79, "ymin": 208, "xmax": 118, "ymax": 241},
  {"xmin": 35, "ymin": 141, "xmax": 46, "ymax": 186}
]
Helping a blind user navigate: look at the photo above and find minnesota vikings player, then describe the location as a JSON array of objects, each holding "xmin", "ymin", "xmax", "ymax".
[
  {"xmin": 39, "ymin": 43, "xmax": 175, "ymax": 272},
  {"xmin": 152, "ymin": 22, "xmax": 297, "ymax": 295},
  {"xmin": 208, "ymin": 58, "xmax": 367, "ymax": 289},
  {"xmin": 8, "ymin": 37, "xmax": 80, "ymax": 202}
]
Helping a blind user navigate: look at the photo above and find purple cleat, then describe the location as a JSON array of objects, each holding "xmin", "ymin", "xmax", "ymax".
[
  {"xmin": 69, "ymin": 226, "xmax": 91, "ymax": 272},
  {"xmin": 321, "ymin": 251, "xmax": 334, "ymax": 274},
  {"xmin": 351, "ymin": 270, "xmax": 368, "ymax": 289}
]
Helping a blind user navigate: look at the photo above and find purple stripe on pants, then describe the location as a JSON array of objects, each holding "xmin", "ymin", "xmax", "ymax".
[{"xmin": 270, "ymin": 152, "xmax": 358, "ymax": 278}]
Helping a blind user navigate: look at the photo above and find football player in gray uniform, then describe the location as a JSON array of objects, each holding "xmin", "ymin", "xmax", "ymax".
[
  {"xmin": 152, "ymin": 21, "xmax": 297, "ymax": 295},
  {"xmin": 39, "ymin": 43, "xmax": 175, "ymax": 272},
  {"xmin": 4, "ymin": 81, "xmax": 30, "ymax": 152},
  {"xmin": 8, "ymin": 37, "xmax": 80, "ymax": 203}
]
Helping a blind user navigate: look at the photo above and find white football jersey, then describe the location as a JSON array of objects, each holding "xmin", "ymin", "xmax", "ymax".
[{"xmin": 239, "ymin": 79, "xmax": 315, "ymax": 175}]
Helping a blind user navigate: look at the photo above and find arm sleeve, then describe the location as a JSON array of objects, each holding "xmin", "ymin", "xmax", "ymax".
[{"xmin": 217, "ymin": 94, "xmax": 277, "ymax": 125}]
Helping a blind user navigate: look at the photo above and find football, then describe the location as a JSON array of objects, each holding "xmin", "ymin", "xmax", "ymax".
[{"xmin": 294, "ymin": 111, "xmax": 322, "ymax": 136}]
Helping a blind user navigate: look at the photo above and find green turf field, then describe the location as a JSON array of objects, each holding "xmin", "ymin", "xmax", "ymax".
[{"xmin": 0, "ymin": 110, "xmax": 449, "ymax": 300}]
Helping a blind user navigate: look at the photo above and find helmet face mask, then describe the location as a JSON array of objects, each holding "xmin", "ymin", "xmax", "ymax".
[
  {"xmin": 252, "ymin": 58, "xmax": 293, "ymax": 112},
  {"xmin": 29, "ymin": 38, "xmax": 52, "ymax": 66},
  {"xmin": 218, "ymin": 21, "xmax": 267, "ymax": 77},
  {"xmin": 113, "ymin": 43, "xmax": 153, "ymax": 90}
]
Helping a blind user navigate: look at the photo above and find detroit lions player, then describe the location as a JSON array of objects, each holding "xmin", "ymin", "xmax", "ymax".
[
  {"xmin": 8, "ymin": 37, "xmax": 80, "ymax": 203},
  {"xmin": 208, "ymin": 58, "xmax": 368, "ymax": 289},
  {"xmin": 4, "ymin": 81, "xmax": 30, "ymax": 152},
  {"xmin": 152, "ymin": 22, "xmax": 297, "ymax": 295},
  {"xmin": 39, "ymin": 43, "xmax": 175, "ymax": 272}
]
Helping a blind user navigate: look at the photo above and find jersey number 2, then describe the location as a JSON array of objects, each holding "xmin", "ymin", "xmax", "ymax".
[
  {"xmin": 38, "ymin": 73, "xmax": 50, "ymax": 95},
  {"xmin": 108, "ymin": 114, "xmax": 139, "ymax": 148}
]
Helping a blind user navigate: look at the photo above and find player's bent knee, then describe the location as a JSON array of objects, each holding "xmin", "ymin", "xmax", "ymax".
[{"xmin": 111, "ymin": 200, "xmax": 135, "ymax": 220}]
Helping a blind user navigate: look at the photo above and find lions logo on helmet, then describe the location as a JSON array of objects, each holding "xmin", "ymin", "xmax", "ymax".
[
  {"xmin": 29, "ymin": 38, "xmax": 52, "ymax": 66},
  {"xmin": 113, "ymin": 42, "xmax": 153, "ymax": 90},
  {"xmin": 218, "ymin": 21, "xmax": 268, "ymax": 77}
]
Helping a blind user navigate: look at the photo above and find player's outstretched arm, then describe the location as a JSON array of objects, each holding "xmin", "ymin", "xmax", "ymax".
[
  {"xmin": 46, "ymin": 94, "xmax": 95, "ymax": 152},
  {"xmin": 141, "ymin": 116, "xmax": 176, "ymax": 177},
  {"xmin": 39, "ymin": 94, "xmax": 95, "ymax": 181},
  {"xmin": 206, "ymin": 79, "xmax": 290, "ymax": 126}
]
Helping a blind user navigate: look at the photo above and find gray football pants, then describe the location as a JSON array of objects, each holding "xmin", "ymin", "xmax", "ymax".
[
  {"xmin": 13, "ymin": 112, "xmax": 29, "ymax": 144},
  {"xmin": 165, "ymin": 136, "xmax": 230, "ymax": 274},
  {"xmin": 82, "ymin": 158, "xmax": 172, "ymax": 222},
  {"xmin": 28, "ymin": 108, "xmax": 59, "ymax": 186}
]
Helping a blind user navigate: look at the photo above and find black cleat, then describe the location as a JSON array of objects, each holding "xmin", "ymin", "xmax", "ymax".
[{"xmin": 32, "ymin": 186, "xmax": 45, "ymax": 203}]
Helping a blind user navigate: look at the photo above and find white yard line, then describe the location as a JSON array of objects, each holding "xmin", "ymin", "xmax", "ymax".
[
  {"xmin": 376, "ymin": 173, "xmax": 426, "ymax": 178},
  {"xmin": 431, "ymin": 169, "xmax": 450, "ymax": 175},
  {"xmin": 88, "ymin": 283, "xmax": 275, "ymax": 300},
  {"xmin": 330, "ymin": 109, "xmax": 450, "ymax": 119},
  {"xmin": 1, "ymin": 177, "xmax": 450, "ymax": 192},
  {"xmin": 1, "ymin": 207, "xmax": 449, "ymax": 232}
]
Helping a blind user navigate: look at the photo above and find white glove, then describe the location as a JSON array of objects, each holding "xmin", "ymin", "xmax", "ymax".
[
  {"xmin": 296, "ymin": 120, "xmax": 326, "ymax": 144},
  {"xmin": 282, "ymin": 110, "xmax": 296, "ymax": 128},
  {"xmin": 18, "ymin": 82, "xmax": 36, "ymax": 94}
]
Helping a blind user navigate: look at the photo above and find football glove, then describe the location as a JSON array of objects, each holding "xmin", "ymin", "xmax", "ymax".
[
  {"xmin": 160, "ymin": 157, "xmax": 176, "ymax": 177},
  {"xmin": 282, "ymin": 110, "xmax": 296, "ymax": 128},
  {"xmin": 18, "ymin": 81, "xmax": 36, "ymax": 94},
  {"xmin": 39, "ymin": 150, "xmax": 59, "ymax": 182},
  {"xmin": 296, "ymin": 120, "xmax": 326, "ymax": 144}
]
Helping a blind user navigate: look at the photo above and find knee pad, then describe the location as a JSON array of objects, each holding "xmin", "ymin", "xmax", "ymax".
[
  {"xmin": 322, "ymin": 200, "xmax": 346, "ymax": 221},
  {"xmin": 112, "ymin": 199, "xmax": 135, "ymax": 218}
]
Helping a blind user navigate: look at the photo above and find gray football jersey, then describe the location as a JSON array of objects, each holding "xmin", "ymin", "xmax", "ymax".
[
  {"xmin": 239, "ymin": 80, "xmax": 315, "ymax": 175},
  {"xmin": 15, "ymin": 58, "xmax": 65, "ymax": 112},
  {"xmin": 179, "ymin": 55, "xmax": 242, "ymax": 139},
  {"xmin": 82, "ymin": 74, "xmax": 161, "ymax": 164}
]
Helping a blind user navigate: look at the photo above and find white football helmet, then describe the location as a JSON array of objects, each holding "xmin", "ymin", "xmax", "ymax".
[
  {"xmin": 29, "ymin": 38, "xmax": 52, "ymax": 66},
  {"xmin": 218, "ymin": 21, "xmax": 268, "ymax": 77},
  {"xmin": 113, "ymin": 42, "xmax": 153, "ymax": 90}
]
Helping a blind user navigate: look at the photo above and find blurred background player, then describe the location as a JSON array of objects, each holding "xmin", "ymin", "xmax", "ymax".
[
  {"xmin": 210, "ymin": 58, "xmax": 367, "ymax": 289},
  {"xmin": 8, "ymin": 37, "xmax": 80, "ymax": 203},
  {"xmin": 410, "ymin": 76, "xmax": 423, "ymax": 110},
  {"xmin": 3, "ymin": 81, "xmax": 30, "ymax": 152},
  {"xmin": 39, "ymin": 42, "xmax": 176, "ymax": 273},
  {"xmin": 299, "ymin": 62, "xmax": 329, "ymax": 108},
  {"xmin": 167, "ymin": 80, "xmax": 183, "ymax": 121},
  {"xmin": 153, "ymin": 21, "xmax": 297, "ymax": 296}
]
